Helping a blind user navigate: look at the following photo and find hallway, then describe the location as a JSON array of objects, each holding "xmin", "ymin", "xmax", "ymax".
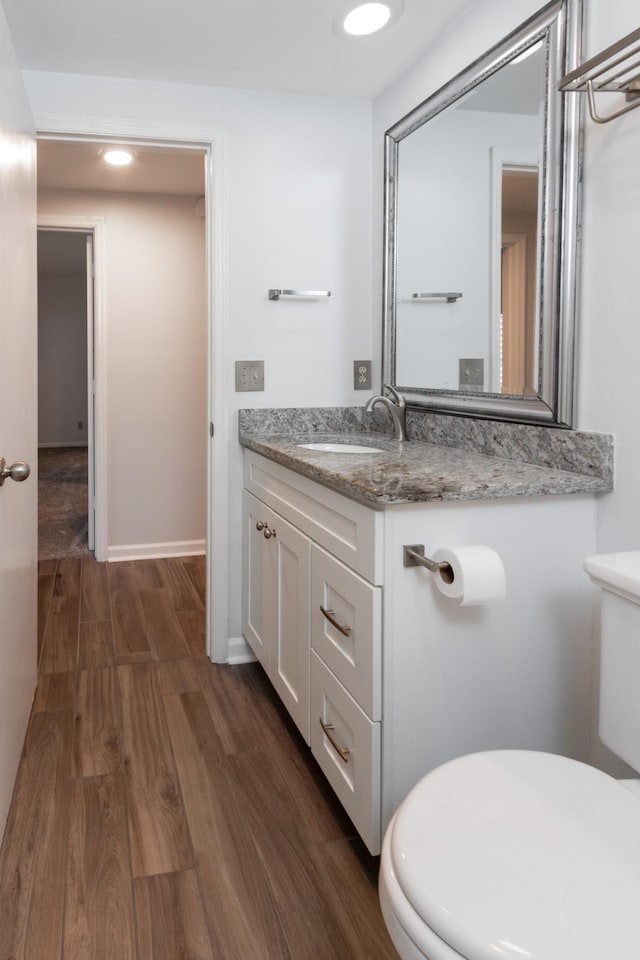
[
  {"xmin": 0, "ymin": 556, "xmax": 395, "ymax": 959},
  {"xmin": 38, "ymin": 446, "xmax": 90, "ymax": 560}
]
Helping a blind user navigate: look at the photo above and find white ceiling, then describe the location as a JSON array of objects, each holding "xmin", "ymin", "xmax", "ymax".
[
  {"xmin": 4, "ymin": 0, "xmax": 477, "ymax": 99},
  {"xmin": 38, "ymin": 140, "xmax": 206, "ymax": 196}
]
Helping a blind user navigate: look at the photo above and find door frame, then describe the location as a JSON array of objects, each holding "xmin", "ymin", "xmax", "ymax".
[
  {"xmin": 37, "ymin": 216, "xmax": 106, "ymax": 560},
  {"xmin": 33, "ymin": 113, "xmax": 230, "ymax": 664},
  {"xmin": 489, "ymin": 145, "xmax": 541, "ymax": 394}
]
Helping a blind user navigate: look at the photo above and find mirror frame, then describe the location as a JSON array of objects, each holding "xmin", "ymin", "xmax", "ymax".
[{"xmin": 382, "ymin": 0, "xmax": 583, "ymax": 427}]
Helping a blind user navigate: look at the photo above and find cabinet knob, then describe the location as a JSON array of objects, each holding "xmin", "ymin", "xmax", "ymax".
[
  {"xmin": 263, "ymin": 526, "xmax": 276, "ymax": 539},
  {"xmin": 256, "ymin": 521, "xmax": 265, "ymax": 531}
]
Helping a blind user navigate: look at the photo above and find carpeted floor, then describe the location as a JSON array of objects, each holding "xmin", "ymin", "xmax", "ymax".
[{"xmin": 38, "ymin": 446, "xmax": 91, "ymax": 561}]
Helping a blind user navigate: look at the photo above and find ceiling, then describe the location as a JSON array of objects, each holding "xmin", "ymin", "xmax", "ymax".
[
  {"xmin": 38, "ymin": 140, "xmax": 206, "ymax": 196},
  {"xmin": 4, "ymin": 0, "xmax": 477, "ymax": 99}
]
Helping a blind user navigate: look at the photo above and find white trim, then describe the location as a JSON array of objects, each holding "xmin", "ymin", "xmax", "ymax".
[
  {"xmin": 225, "ymin": 636, "xmax": 256, "ymax": 665},
  {"xmin": 489, "ymin": 146, "xmax": 541, "ymax": 394},
  {"xmin": 85, "ymin": 232, "xmax": 95, "ymax": 553},
  {"xmin": 37, "ymin": 214, "xmax": 107, "ymax": 561},
  {"xmin": 34, "ymin": 112, "xmax": 230, "ymax": 664},
  {"xmin": 107, "ymin": 540, "xmax": 206, "ymax": 562}
]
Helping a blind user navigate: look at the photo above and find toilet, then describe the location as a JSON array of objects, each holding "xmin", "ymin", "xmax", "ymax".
[{"xmin": 379, "ymin": 551, "xmax": 640, "ymax": 960}]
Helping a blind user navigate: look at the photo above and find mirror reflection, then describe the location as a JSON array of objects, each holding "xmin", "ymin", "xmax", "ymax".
[
  {"xmin": 395, "ymin": 41, "xmax": 545, "ymax": 397},
  {"xmin": 384, "ymin": 0, "xmax": 582, "ymax": 426}
]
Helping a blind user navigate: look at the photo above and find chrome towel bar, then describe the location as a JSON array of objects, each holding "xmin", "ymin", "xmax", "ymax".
[
  {"xmin": 411, "ymin": 292, "xmax": 462, "ymax": 302},
  {"xmin": 268, "ymin": 289, "xmax": 331, "ymax": 300}
]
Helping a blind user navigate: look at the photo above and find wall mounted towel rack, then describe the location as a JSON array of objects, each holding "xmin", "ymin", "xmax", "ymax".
[
  {"xmin": 411, "ymin": 292, "xmax": 462, "ymax": 303},
  {"xmin": 559, "ymin": 26, "xmax": 640, "ymax": 124},
  {"xmin": 268, "ymin": 289, "xmax": 331, "ymax": 300}
]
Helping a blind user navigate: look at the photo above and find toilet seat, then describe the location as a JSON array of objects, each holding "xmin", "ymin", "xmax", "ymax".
[{"xmin": 382, "ymin": 750, "xmax": 640, "ymax": 960}]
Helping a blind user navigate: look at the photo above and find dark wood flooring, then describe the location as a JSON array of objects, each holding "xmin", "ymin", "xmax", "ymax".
[{"xmin": 0, "ymin": 556, "xmax": 397, "ymax": 959}]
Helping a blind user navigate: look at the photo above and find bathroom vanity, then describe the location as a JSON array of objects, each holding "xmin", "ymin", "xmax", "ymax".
[{"xmin": 240, "ymin": 414, "xmax": 612, "ymax": 854}]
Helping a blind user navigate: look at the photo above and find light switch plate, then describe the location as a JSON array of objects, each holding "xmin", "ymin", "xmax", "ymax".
[
  {"xmin": 354, "ymin": 360, "xmax": 372, "ymax": 390},
  {"xmin": 235, "ymin": 360, "xmax": 264, "ymax": 392}
]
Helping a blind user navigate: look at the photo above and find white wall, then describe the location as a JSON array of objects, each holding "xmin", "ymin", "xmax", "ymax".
[
  {"xmin": 578, "ymin": 0, "xmax": 640, "ymax": 552},
  {"xmin": 38, "ymin": 246, "xmax": 88, "ymax": 446},
  {"xmin": 575, "ymin": 0, "xmax": 640, "ymax": 775},
  {"xmin": 25, "ymin": 73, "xmax": 373, "ymax": 630},
  {"xmin": 373, "ymin": 0, "xmax": 640, "ymax": 773},
  {"xmin": 38, "ymin": 188, "xmax": 207, "ymax": 557}
]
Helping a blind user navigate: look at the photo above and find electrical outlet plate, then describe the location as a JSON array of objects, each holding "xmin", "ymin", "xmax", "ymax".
[
  {"xmin": 354, "ymin": 360, "xmax": 372, "ymax": 390},
  {"xmin": 235, "ymin": 360, "xmax": 264, "ymax": 392},
  {"xmin": 459, "ymin": 358, "xmax": 484, "ymax": 392}
]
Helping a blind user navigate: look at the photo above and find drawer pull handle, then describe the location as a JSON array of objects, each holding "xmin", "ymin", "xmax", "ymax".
[
  {"xmin": 319, "ymin": 719, "xmax": 350, "ymax": 763},
  {"xmin": 263, "ymin": 525, "xmax": 276, "ymax": 539},
  {"xmin": 256, "ymin": 521, "xmax": 266, "ymax": 531},
  {"xmin": 320, "ymin": 606, "xmax": 351, "ymax": 637}
]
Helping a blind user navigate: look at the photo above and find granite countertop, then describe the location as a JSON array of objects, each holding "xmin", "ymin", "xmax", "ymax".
[{"xmin": 239, "ymin": 430, "xmax": 612, "ymax": 507}]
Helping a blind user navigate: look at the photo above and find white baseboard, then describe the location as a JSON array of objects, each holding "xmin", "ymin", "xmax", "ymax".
[
  {"xmin": 39, "ymin": 441, "xmax": 88, "ymax": 449},
  {"xmin": 107, "ymin": 540, "xmax": 206, "ymax": 562},
  {"xmin": 225, "ymin": 636, "xmax": 256, "ymax": 665}
]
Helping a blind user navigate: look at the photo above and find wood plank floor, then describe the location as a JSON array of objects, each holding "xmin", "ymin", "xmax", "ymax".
[{"xmin": 0, "ymin": 556, "xmax": 397, "ymax": 959}]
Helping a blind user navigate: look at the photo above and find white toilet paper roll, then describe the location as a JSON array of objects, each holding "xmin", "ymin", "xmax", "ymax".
[{"xmin": 432, "ymin": 546, "xmax": 506, "ymax": 605}]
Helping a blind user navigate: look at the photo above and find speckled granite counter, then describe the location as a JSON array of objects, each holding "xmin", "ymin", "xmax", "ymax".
[{"xmin": 239, "ymin": 414, "xmax": 613, "ymax": 507}]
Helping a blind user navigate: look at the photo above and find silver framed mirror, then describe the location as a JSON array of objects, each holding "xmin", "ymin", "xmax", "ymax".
[{"xmin": 382, "ymin": 0, "xmax": 583, "ymax": 426}]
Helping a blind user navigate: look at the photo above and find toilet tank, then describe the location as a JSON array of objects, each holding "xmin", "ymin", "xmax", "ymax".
[{"xmin": 584, "ymin": 551, "xmax": 640, "ymax": 772}]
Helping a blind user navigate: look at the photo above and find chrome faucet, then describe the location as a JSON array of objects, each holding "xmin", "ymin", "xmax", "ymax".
[{"xmin": 364, "ymin": 384, "xmax": 409, "ymax": 441}]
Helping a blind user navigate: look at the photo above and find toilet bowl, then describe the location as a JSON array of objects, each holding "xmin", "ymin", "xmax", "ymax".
[
  {"xmin": 379, "ymin": 552, "xmax": 640, "ymax": 960},
  {"xmin": 379, "ymin": 749, "xmax": 640, "ymax": 959}
]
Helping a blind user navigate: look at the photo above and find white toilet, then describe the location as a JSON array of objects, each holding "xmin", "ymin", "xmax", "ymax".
[{"xmin": 379, "ymin": 551, "xmax": 640, "ymax": 960}]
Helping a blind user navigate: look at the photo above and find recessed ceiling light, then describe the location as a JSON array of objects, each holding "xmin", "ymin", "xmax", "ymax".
[
  {"xmin": 333, "ymin": 0, "xmax": 403, "ymax": 38},
  {"xmin": 344, "ymin": 3, "xmax": 391, "ymax": 36},
  {"xmin": 103, "ymin": 148, "xmax": 134, "ymax": 167}
]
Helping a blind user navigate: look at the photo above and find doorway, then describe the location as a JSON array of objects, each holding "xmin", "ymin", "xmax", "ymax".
[
  {"xmin": 36, "ymin": 139, "xmax": 208, "ymax": 567},
  {"xmin": 33, "ymin": 112, "xmax": 230, "ymax": 664},
  {"xmin": 37, "ymin": 226, "xmax": 95, "ymax": 559}
]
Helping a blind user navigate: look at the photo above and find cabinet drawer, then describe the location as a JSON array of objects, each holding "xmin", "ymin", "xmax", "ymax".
[
  {"xmin": 311, "ymin": 545, "xmax": 381, "ymax": 720},
  {"xmin": 310, "ymin": 651, "xmax": 380, "ymax": 854},
  {"xmin": 244, "ymin": 451, "xmax": 383, "ymax": 583}
]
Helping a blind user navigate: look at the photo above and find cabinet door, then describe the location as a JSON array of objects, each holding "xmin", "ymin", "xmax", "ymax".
[
  {"xmin": 242, "ymin": 490, "xmax": 270, "ymax": 669},
  {"xmin": 270, "ymin": 514, "xmax": 311, "ymax": 743},
  {"xmin": 242, "ymin": 490, "xmax": 311, "ymax": 743}
]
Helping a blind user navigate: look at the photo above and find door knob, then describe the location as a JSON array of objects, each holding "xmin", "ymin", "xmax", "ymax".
[{"xmin": 0, "ymin": 458, "xmax": 31, "ymax": 486}]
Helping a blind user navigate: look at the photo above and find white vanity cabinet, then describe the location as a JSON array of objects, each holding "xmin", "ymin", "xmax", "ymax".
[
  {"xmin": 243, "ymin": 451, "xmax": 384, "ymax": 851},
  {"xmin": 243, "ymin": 449, "xmax": 600, "ymax": 857}
]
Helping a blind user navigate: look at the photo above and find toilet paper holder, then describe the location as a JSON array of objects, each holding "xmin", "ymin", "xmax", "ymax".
[{"xmin": 403, "ymin": 544, "xmax": 455, "ymax": 584}]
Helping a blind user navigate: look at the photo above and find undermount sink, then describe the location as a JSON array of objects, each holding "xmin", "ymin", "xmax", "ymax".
[{"xmin": 297, "ymin": 442, "xmax": 384, "ymax": 454}]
